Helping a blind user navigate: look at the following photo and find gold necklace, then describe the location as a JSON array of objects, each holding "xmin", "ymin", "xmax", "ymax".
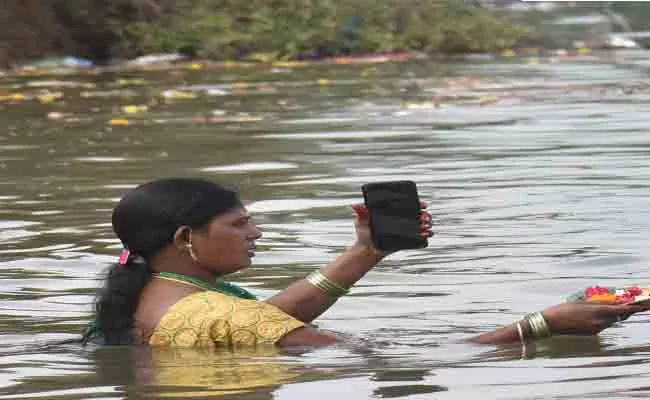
[
  {"xmin": 151, "ymin": 272, "xmax": 257, "ymax": 299},
  {"xmin": 153, "ymin": 274, "xmax": 207, "ymax": 291}
]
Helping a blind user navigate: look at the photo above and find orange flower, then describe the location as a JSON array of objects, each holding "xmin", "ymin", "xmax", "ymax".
[{"xmin": 587, "ymin": 293, "xmax": 619, "ymax": 303}]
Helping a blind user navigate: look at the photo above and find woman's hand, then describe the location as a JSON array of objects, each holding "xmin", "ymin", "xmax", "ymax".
[
  {"xmin": 471, "ymin": 301, "xmax": 650, "ymax": 345},
  {"xmin": 350, "ymin": 201, "xmax": 433, "ymax": 255},
  {"xmin": 542, "ymin": 301, "xmax": 650, "ymax": 336}
]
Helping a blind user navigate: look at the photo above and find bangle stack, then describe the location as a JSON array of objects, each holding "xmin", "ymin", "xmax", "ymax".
[
  {"xmin": 306, "ymin": 271, "xmax": 350, "ymax": 298},
  {"xmin": 525, "ymin": 311, "xmax": 551, "ymax": 339},
  {"xmin": 515, "ymin": 311, "xmax": 551, "ymax": 359}
]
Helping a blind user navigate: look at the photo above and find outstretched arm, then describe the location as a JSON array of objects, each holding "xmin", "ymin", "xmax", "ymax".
[{"xmin": 471, "ymin": 302, "xmax": 650, "ymax": 345}]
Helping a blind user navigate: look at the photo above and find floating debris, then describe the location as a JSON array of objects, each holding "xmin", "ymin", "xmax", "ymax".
[
  {"xmin": 478, "ymin": 95, "xmax": 499, "ymax": 106},
  {"xmin": 191, "ymin": 115, "xmax": 263, "ymax": 124},
  {"xmin": 231, "ymin": 82, "xmax": 251, "ymax": 90},
  {"xmin": 271, "ymin": 61, "xmax": 308, "ymax": 68},
  {"xmin": 0, "ymin": 93, "xmax": 26, "ymax": 102},
  {"xmin": 125, "ymin": 53, "xmax": 187, "ymax": 67},
  {"xmin": 17, "ymin": 56, "xmax": 94, "ymax": 70},
  {"xmin": 109, "ymin": 118, "xmax": 130, "ymax": 126},
  {"xmin": 46, "ymin": 112, "xmax": 92, "ymax": 123},
  {"xmin": 175, "ymin": 84, "xmax": 230, "ymax": 96},
  {"xmin": 114, "ymin": 78, "xmax": 147, "ymax": 86},
  {"xmin": 81, "ymin": 89, "xmax": 138, "ymax": 99},
  {"xmin": 186, "ymin": 62, "xmax": 204, "ymax": 70},
  {"xmin": 37, "ymin": 91, "xmax": 64, "ymax": 104},
  {"xmin": 161, "ymin": 89, "xmax": 198, "ymax": 100},
  {"xmin": 404, "ymin": 101, "xmax": 440, "ymax": 110},
  {"xmin": 47, "ymin": 111, "xmax": 65, "ymax": 120},
  {"xmin": 120, "ymin": 105, "xmax": 149, "ymax": 114},
  {"xmin": 331, "ymin": 52, "xmax": 422, "ymax": 65},
  {"xmin": 26, "ymin": 80, "xmax": 96, "ymax": 89},
  {"xmin": 270, "ymin": 67, "xmax": 293, "ymax": 74}
]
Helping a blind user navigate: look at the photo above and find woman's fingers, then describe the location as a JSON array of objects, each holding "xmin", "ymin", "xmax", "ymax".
[
  {"xmin": 609, "ymin": 303, "xmax": 650, "ymax": 325},
  {"xmin": 599, "ymin": 304, "xmax": 650, "ymax": 322},
  {"xmin": 619, "ymin": 303, "xmax": 650, "ymax": 314},
  {"xmin": 420, "ymin": 211, "xmax": 433, "ymax": 237},
  {"xmin": 420, "ymin": 211, "xmax": 433, "ymax": 229},
  {"xmin": 351, "ymin": 204, "xmax": 369, "ymax": 222}
]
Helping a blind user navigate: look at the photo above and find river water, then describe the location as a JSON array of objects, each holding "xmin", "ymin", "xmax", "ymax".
[{"xmin": 1, "ymin": 51, "xmax": 650, "ymax": 399}]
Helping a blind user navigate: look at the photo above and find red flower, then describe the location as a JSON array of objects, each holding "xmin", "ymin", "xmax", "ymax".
[
  {"xmin": 627, "ymin": 286, "xmax": 643, "ymax": 296},
  {"xmin": 586, "ymin": 286, "xmax": 610, "ymax": 297},
  {"xmin": 619, "ymin": 292, "xmax": 636, "ymax": 304}
]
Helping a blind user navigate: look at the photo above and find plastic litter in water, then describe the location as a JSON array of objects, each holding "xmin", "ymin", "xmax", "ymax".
[
  {"xmin": 120, "ymin": 105, "xmax": 148, "ymax": 114},
  {"xmin": 37, "ymin": 92, "xmax": 64, "ymax": 104},
  {"xmin": 22, "ymin": 56, "xmax": 94, "ymax": 69},
  {"xmin": 109, "ymin": 118, "xmax": 130, "ymax": 126},
  {"xmin": 161, "ymin": 90, "xmax": 198, "ymax": 100},
  {"xmin": 0, "ymin": 93, "xmax": 26, "ymax": 102},
  {"xmin": 126, "ymin": 53, "xmax": 187, "ymax": 67}
]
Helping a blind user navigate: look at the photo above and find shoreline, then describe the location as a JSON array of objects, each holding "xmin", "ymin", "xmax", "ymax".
[{"xmin": 1, "ymin": 47, "xmax": 630, "ymax": 78}]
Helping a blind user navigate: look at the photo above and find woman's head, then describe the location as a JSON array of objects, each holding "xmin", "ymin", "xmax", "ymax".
[
  {"xmin": 113, "ymin": 178, "xmax": 244, "ymax": 260},
  {"xmin": 87, "ymin": 178, "xmax": 259, "ymax": 344}
]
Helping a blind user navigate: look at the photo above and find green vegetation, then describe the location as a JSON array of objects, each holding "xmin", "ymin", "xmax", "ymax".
[
  {"xmin": 8, "ymin": 1, "xmax": 650, "ymax": 67},
  {"xmin": 110, "ymin": 0, "xmax": 533, "ymax": 60},
  {"xmin": 0, "ymin": 0, "xmax": 534, "ymax": 67}
]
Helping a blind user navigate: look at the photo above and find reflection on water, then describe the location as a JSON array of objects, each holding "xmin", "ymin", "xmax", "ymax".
[{"xmin": 2, "ymin": 52, "xmax": 650, "ymax": 398}]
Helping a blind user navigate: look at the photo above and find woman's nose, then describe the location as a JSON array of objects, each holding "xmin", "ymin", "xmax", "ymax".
[{"xmin": 250, "ymin": 224, "xmax": 262, "ymax": 240}]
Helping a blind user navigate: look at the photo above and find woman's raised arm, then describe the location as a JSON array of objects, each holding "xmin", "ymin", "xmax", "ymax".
[{"xmin": 266, "ymin": 204, "xmax": 432, "ymax": 323}]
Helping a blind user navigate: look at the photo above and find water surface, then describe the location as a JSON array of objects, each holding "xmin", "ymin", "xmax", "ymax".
[{"xmin": 1, "ymin": 52, "xmax": 650, "ymax": 399}]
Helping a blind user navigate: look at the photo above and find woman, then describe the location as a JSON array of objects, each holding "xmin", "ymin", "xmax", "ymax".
[{"xmin": 83, "ymin": 178, "xmax": 650, "ymax": 347}]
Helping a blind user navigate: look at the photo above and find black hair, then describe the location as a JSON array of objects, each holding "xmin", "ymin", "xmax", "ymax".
[{"xmin": 84, "ymin": 178, "xmax": 242, "ymax": 345}]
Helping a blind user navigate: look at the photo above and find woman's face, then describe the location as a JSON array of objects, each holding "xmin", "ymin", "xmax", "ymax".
[{"xmin": 191, "ymin": 206, "xmax": 262, "ymax": 275}]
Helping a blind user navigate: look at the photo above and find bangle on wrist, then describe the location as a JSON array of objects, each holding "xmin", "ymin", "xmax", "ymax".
[
  {"xmin": 524, "ymin": 311, "xmax": 551, "ymax": 339},
  {"xmin": 306, "ymin": 271, "xmax": 350, "ymax": 298},
  {"xmin": 516, "ymin": 321, "xmax": 527, "ymax": 359},
  {"xmin": 516, "ymin": 321, "xmax": 525, "ymax": 343}
]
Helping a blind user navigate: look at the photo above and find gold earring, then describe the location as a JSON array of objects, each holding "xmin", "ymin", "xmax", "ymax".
[
  {"xmin": 186, "ymin": 232, "xmax": 198, "ymax": 262},
  {"xmin": 186, "ymin": 244, "xmax": 198, "ymax": 262}
]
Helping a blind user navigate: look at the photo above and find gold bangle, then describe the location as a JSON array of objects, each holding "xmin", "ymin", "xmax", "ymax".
[
  {"xmin": 516, "ymin": 321, "xmax": 525, "ymax": 344},
  {"xmin": 535, "ymin": 312, "xmax": 551, "ymax": 337},
  {"xmin": 306, "ymin": 271, "xmax": 349, "ymax": 297},
  {"xmin": 516, "ymin": 321, "xmax": 527, "ymax": 359},
  {"xmin": 525, "ymin": 312, "xmax": 551, "ymax": 339}
]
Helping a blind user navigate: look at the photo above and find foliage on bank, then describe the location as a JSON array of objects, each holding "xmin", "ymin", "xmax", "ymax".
[
  {"xmin": 111, "ymin": 0, "xmax": 533, "ymax": 60},
  {"xmin": 1, "ymin": 0, "xmax": 533, "ymax": 67},
  {"xmin": 113, "ymin": 0, "xmax": 533, "ymax": 60}
]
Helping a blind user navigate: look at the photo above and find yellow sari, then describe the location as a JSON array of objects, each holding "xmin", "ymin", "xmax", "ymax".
[{"xmin": 149, "ymin": 291, "xmax": 305, "ymax": 347}]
